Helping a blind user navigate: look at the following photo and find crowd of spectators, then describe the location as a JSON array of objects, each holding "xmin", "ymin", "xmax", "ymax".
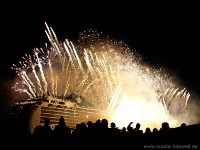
[{"xmin": 0, "ymin": 117, "xmax": 200, "ymax": 149}]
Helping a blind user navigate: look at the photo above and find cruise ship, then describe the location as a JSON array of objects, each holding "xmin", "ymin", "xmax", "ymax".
[{"xmin": 9, "ymin": 94, "xmax": 109, "ymax": 134}]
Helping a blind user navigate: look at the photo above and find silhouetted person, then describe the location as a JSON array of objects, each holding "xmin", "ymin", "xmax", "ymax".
[
  {"xmin": 132, "ymin": 123, "xmax": 143, "ymax": 146},
  {"xmin": 180, "ymin": 123, "xmax": 186, "ymax": 130},
  {"xmin": 135, "ymin": 123, "xmax": 141, "ymax": 130},
  {"xmin": 78, "ymin": 123, "xmax": 88, "ymax": 134},
  {"xmin": 95, "ymin": 119, "xmax": 101, "ymax": 131},
  {"xmin": 72, "ymin": 124, "xmax": 81, "ymax": 135},
  {"xmin": 152, "ymin": 128, "xmax": 159, "ymax": 144},
  {"xmin": 72, "ymin": 123, "xmax": 89, "ymax": 149},
  {"xmin": 110, "ymin": 122, "xmax": 116, "ymax": 128},
  {"xmin": 127, "ymin": 122, "xmax": 143, "ymax": 149},
  {"xmin": 152, "ymin": 128, "xmax": 158, "ymax": 135},
  {"xmin": 54, "ymin": 116, "xmax": 71, "ymax": 137},
  {"xmin": 101, "ymin": 119, "xmax": 108, "ymax": 130},
  {"xmin": 177, "ymin": 123, "xmax": 188, "ymax": 144},
  {"xmin": 33, "ymin": 125, "xmax": 42, "ymax": 136},
  {"xmin": 133, "ymin": 123, "xmax": 143, "ymax": 134},
  {"xmin": 34, "ymin": 118, "xmax": 53, "ymax": 149},
  {"xmin": 97, "ymin": 119, "xmax": 109, "ymax": 148},
  {"xmin": 40, "ymin": 118, "xmax": 53, "ymax": 140},
  {"xmin": 127, "ymin": 122, "xmax": 134, "ymax": 133},
  {"xmin": 32, "ymin": 125, "xmax": 43, "ymax": 149},
  {"xmin": 161, "ymin": 122, "xmax": 170, "ymax": 131},
  {"xmin": 159, "ymin": 122, "xmax": 171, "ymax": 144},
  {"xmin": 122, "ymin": 127, "xmax": 127, "ymax": 134},
  {"xmin": 144, "ymin": 127, "xmax": 152, "ymax": 144},
  {"xmin": 54, "ymin": 117, "xmax": 71, "ymax": 149},
  {"xmin": 120, "ymin": 127, "xmax": 128, "ymax": 147},
  {"xmin": 86, "ymin": 121, "xmax": 96, "ymax": 148},
  {"xmin": 109, "ymin": 122, "xmax": 120, "ymax": 135},
  {"xmin": 87, "ymin": 121, "xmax": 95, "ymax": 133},
  {"xmin": 145, "ymin": 127, "xmax": 151, "ymax": 134}
]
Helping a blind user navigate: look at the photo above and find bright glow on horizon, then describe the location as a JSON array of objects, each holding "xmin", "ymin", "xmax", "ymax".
[{"xmin": 112, "ymin": 93, "xmax": 178, "ymax": 130}]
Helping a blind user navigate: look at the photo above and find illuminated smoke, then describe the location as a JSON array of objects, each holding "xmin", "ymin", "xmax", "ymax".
[{"xmin": 11, "ymin": 23, "xmax": 190, "ymax": 130}]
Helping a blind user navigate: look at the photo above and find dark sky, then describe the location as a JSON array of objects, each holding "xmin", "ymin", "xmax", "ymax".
[{"xmin": 1, "ymin": 0, "xmax": 200, "ymax": 120}]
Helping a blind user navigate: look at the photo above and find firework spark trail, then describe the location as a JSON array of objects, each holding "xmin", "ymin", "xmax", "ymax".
[
  {"xmin": 64, "ymin": 80, "xmax": 69, "ymax": 96},
  {"xmin": 63, "ymin": 60, "xmax": 71, "ymax": 96},
  {"xmin": 22, "ymin": 68, "xmax": 36, "ymax": 95},
  {"xmin": 167, "ymin": 88, "xmax": 189, "ymax": 117},
  {"xmin": 47, "ymin": 60, "xmax": 55, "ymax": 96},
  {"xmin": 76, "ymin": 74, "xmax": 88, "ymax": 92},
  {"xmin": 20, "ymin": 73, "xmax": 36, "ymax": 98},
  {"xmin": 67, "ymin": 41, "xmax": 79, "ymax": 72},
  {"xmin": 34, "ymin": 51, "xmax": 48, "ymax": 94},
  {"xmin": 97, "ymin": 58, "xmax": 118, "ymax": 106},
  {"xmin": 12, "ymin": 23, "xmax": 191, "ymax": 129},
  {"xmin": 101, "ymin": 58, "xmax": 115, "ymax": 95},
  {"xmin": 45, "ymin": 23, "xmax": 63, "ymax": 63},
  {"xmin": 23, "ymin": 89, "xmax": 33, "ymax": 98},
  {"xmin": 64, "ymin": 42, "xmax": 76, "ymax": 72},
  {"xmin": 23, "ymin": 72, "xmax": 36, "ymax": 96},
  {"xmin": 82, "ymin": 79, "xmax": 97, "ymax": 95},
  {"xmin": 184, "ymin": 93, "xmax": 190, "ymax": 109},
  {"xmin": 71, "ymin": 41, "xmax": 84, "ymax": 72},
  {"xmin": 55, "ymin": 76, "xmax": 58, "ymax": 97},
  {"xmin": 12, "ymin": 59, "xmax": 37, "ymax": 98},
  {"xmin": 162, "ymin": 88, "xmax": 179, "ymax": 107},
  {"xmin": 31, "ymin": 65, "xmax": 43, "ymax": 96},
  {"xmin": 22, "ymin": 53, "xmax": 44, "ymax": 96},
  {"xmin": 162, "ymin": 98, "xmax": 170, "ymax": 119},
  {"xmin": 107, "ymin": 85, "xmax": 121, "ymax": 111},
  {"xmin": 82, "ymin": 50, "xmax": 118, "ymax": 106},
  {"xmin": 91, "ymin": 67, "xmax": 111, "ymax": 108},
  {"xmin": 84, "ymin": 50, "xmax": 94, "ymax": 75},
  {"xmin": 180, "ymin": 89, "xmax": 190, "ymax": 110}
]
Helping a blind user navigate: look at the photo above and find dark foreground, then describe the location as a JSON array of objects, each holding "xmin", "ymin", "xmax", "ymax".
[{"xmin": 0, "ymin": 118, "xmax": 200, "ymax": 150}]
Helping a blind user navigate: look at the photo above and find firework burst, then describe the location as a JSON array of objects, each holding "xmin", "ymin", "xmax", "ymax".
[{"xmin": 12, "ymin": 23, "xmax": 190, "ymax": 129}]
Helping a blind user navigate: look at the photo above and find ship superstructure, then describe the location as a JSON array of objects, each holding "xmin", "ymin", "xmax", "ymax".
[{"xmin": 10, "ymin": 96, "xmax": 108, "ymax": 134}]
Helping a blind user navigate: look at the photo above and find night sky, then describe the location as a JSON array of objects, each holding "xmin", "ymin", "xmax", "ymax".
[{"xmin": 0, "ymin": 1, "xmax": 200, "ymax": 122}]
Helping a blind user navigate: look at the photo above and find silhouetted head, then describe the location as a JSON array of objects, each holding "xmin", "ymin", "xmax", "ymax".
[
  {"xmin": 60, "ymin": 116, "xmax": 64, "ymax": 121},
  {"xmin": 180, "ymin": 123, "xmax": 186, "ymax": 129},
  {"xmin": 136, "ymin": 123, "xmax": 140, "ymax": 130},
  {"xmin": 44, "ymin": 118, "xmax": 50, "ymax": 126},
  {"xmin": 79, "ymin": 123, "xmax": 88, "ymax": 133},
  {"xmin": 87, "ymin": 121, "xmax": 95, "ymax": 131},
  {"xmin": 101, "ymin": 119, "xmax": 108, "ymax": 128},
  {"xmin": 96, "ymin": 119, "xmax": 101, "ymax": 125},
  {"xmin": 153, "ymin": 128, "xmax": 158, "ymax": 134},
  {"xmin": 59, "ymin": 116, "xmax": 65, "ymax": 125},
  {"xmin": 122, "ymin": 127, "xmax": 126, "ymax": 133},
  {"xmin": 87, "ymin": 121, "xmax": 93, "ymax": 126},
  {"xmin": 76, "ymin": 124, "xmax": 81, "ymax": 130},
  {"xmin": 33, "ymin": 125, "xmax": 42, "ymax": 135},
  {"xmin": 145, "ymin": 127, "xmax": 151, "ymax": 133},
  {"xmin": 110, "ymin": 122, "xmax": 116, "ymax": 128},
  {"xmin": 95, "ymin": 119, "xmax": 101, "ymax": 130},
  {"xmin": 162, "ymin": 122, "xmax": 169, "ymax": 131}
]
